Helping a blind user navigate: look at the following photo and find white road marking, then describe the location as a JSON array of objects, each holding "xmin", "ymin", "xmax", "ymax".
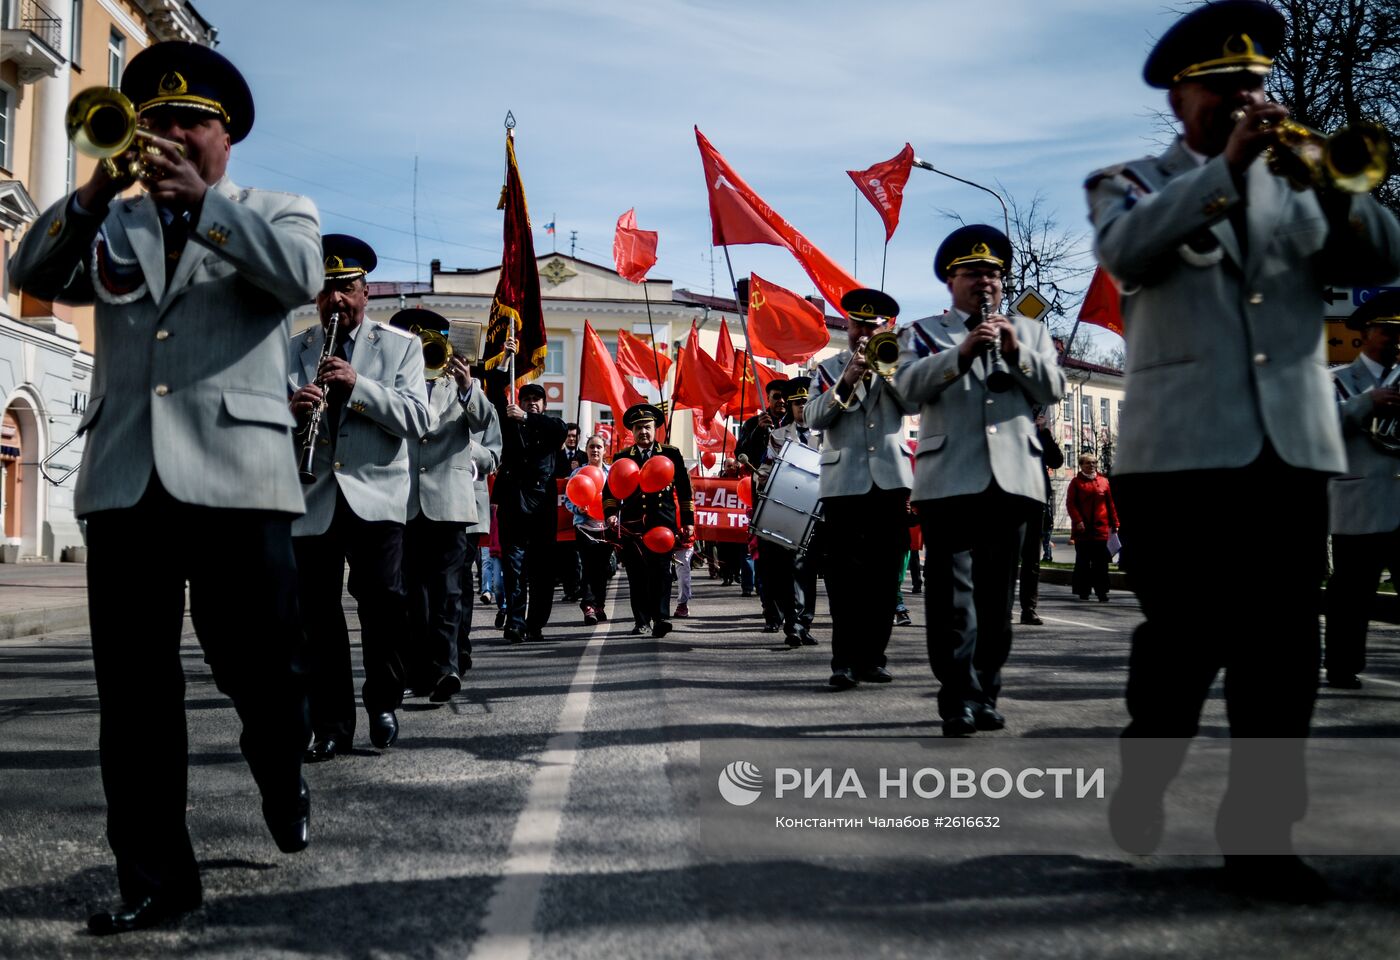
[
  {"xmin": 466, "ymin": 619, "xmax": 612, "ymax": 960},
  {"xmin": 1039, "ymin": 615, "xmax": 1122, "ymax": 634}
]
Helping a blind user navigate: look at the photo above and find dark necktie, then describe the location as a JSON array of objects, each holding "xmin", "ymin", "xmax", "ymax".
[
  {"xmin": 325, "ymin": 336, "xmax": 350, "ymax": 440},
  {"xmin": 798, "ymin": 426, "xmax": 809, "ymax": 445},
  {"xmin": 159, "ymin": 206, "xmax": 190, "ymax": 283}
]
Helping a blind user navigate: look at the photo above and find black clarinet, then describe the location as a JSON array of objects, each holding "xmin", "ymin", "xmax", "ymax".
[
  {"xmin": 982, "ymin": 291, "xmax": 1013, "ymax": 393},
  {"xmin": 296, "ymin": 311, "xmax": 340, "ymax": 485}
]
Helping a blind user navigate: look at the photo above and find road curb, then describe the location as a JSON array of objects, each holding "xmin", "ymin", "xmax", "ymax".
[{"xmin": 0, "ymin": 603, "xmax": 89, "ymax": 640}]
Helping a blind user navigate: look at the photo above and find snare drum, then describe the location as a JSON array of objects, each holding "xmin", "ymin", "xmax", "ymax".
[{"xmin": 751, "ymin": 439, "xmax": 822, "ymax": 554}]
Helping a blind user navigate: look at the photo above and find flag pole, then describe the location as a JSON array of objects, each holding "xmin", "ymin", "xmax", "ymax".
[
  {"xmin": 720, "ymin": 246, "xmax": 755, "ymax": 441},
  {"xmin": 666, "ymin": 324, "xmax": 687, "ymax": 440},
  {"xmin": 880, "ymin": 240, "xmax": 889, "ymax": 291},
  {"xmin": 642, "ymin": 284, "xmax": 666, "ymax": 405}
]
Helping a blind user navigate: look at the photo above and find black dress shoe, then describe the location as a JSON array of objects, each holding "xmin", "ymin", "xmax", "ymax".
[
  {"xmin": 785, "ymin": 633, "xmax": 802, "ymax": 648},
  {"xmin": 829, "ymin": 667, "xmax": 859, "ymax": 690},
  {"xmin": 304, "ymin": 736, "xmax": 342, "ymax": 763},
  {"xmin": 1327, "ymin": 673, "xmax": 1363, "ymax": 689},
  {"xmin": 942, "ymin": 708, "xmax": 977, "ymax": 737},
  {"xmin": 429, "ymin": 672, "xmax": 461, "ymax": 703},
  {"xmin": 503, "ymin": 628, "xmax": 523, "ymax": 644},
  {"xmin": 652, "ymin": 620, "xmax": 673, "ymax": 638},
  {"xmin": 368, "ymin": 711, "xmax": 399, "ymax": 750},
  {"xmin": 494, "ymin": 610, "xmax": 507, "ymax": 630},
  {"xmin": 264, "ymin": 777, "xmax": 310, "ymax": 854},
  {"xmin": 88, "ymin": 892, "xmax": 201, "ymax": 935},
  {"xmin": 856, "ymin": 666, "xmax": 893, "ymax": 683},
  {"xmin": 630, "ymin": 622, "xmax": 651, "ymax": 636},
  {"xmin": 1222, "ymin": 854, "xmax": 1331, "ymax": 904},
  {"xmin": 1108, "ymin": 785, "xmax": 1165, "ymax": 855},
  {"xmin": 762, "ymin": 621, "xmax": 781, "ymax": 633},
  {"xmin": 972, "ymin": 704, "xmax": 1005, "ymax": 730},
  {"xmin": 524, "ymin": 626, "xmax": 544, "ymax": 643},
  {"xmin": 801, "ymin": 633, "xmax": 818, "ymax": 646},
  {"xmin": 1020, "ymin": 611, "xmax": 1043, "ymax": 625}
]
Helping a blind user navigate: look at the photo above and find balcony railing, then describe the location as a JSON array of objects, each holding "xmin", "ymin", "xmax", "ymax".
[{"xmin": 19, "ymin": 0, "xmax": 61, "ymax": 57}]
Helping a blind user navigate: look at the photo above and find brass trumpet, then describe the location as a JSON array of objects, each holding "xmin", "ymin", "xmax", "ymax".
[
  {"xmin": 864, "ymin": 329, "xmax": 901, "ymax": 381},
  {"xmin": 1231, "ymin": 108, "xmax": 1391, "ymax": 193},
  {"xmin": 66, "ymin": 87, "xmax": 184, "ymax": 183},
  {"xmin": 412, "ymin": 325, "xmax": 454, "ymax": 380}
]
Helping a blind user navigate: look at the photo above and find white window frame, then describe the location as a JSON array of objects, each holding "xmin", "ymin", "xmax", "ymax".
[
  {"xmin": 0, "ymin": 82, "xmax": 15, "ymax": 172},
  {"xmin": 107, "ymin": 28, "xmax": 125, "ymax": 87}
]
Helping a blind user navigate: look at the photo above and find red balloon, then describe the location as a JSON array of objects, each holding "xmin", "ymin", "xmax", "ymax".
[
  {"xmin": 566, "ymin": 473, "xmax": 598, "ymax": 508},
  {"xmin": 642, "ymin": 526, "xmax": 676, "ymax": 553},
  {"xmin": 701, "ymin": 451, "xmax": 717, "ymax": 469},
  {"xmin": 737, "ymin": 475, "xmax": 754, "ymax": 506},
  {"xmin": 578, "ymin": 465, "xmax": 605, "ymax": 488},
  {"xmin": 586, "ymin": 493, "xmax": 604, "ymax": 521},
  {"xmin": 640, "ymin": 455, "xmax": 675, "ymax": 493},
  {"xmin": 609, "ymin": 458, "xmax": 640, "ymax": 498}
]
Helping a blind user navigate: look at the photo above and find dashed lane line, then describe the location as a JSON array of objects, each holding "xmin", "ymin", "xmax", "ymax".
[{"xmin": 1039, "ymin": 615, "xmax": 1123, "ymax": 634}]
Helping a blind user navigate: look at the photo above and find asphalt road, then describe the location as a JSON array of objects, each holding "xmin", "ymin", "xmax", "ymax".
[{"xmin": 2, "ymin": 571, "xmax": 1399, "ymax": 959}]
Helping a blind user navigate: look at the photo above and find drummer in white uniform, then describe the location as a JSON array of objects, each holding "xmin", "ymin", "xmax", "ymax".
[{"xmin": 759, "ymin": 377, "xmax": 822, "ymax": 647}]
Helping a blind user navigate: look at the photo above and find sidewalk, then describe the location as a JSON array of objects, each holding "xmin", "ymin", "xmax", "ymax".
[{"xmin": 0, "ymin": 562, "xmax": 88, "ymax": 640}]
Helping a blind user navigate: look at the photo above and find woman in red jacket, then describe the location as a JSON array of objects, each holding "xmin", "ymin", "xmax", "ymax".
[{"xmin": 1066, "ymin": 454, "xmax": 1119, "ymax": 601}]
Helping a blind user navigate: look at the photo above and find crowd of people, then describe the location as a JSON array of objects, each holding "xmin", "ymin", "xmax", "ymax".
[{"xmin": 12, "ymin": 0, "xmax": 1400, "ymax": 931}]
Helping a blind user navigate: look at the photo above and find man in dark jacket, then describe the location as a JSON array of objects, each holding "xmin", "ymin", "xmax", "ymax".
[
  {"xmin": 493, "ymin": 354, "xmax": 567, "ymax": 643},
  {"xmin": 604, "ymin": 404, "xmax": 694, "ymax": 636}
]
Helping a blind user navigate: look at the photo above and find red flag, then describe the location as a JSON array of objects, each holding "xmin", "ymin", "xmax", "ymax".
[
  {"xmin": 1079, "ymin": 267, "xmax": 1124, "ymax": 337},
  {"xmin": 725, "ymin": 351, "xmax": 785, "ymax": 419},
  {"xmin": 484, "ymin": 131, "xmax": 547, "ymax": 397},
  {"xmin": 672, "ymin": 322, "xmax": 738, "ymax": 422},
  {"xmin": 691, "ymin": 411, "xmax": 737, "ymax": 453},
  {"xmin": 746, "ymin": 273, "xmax": 829, "ymax": 363},
  {"xmin": 616, "ymin": 328, "xmax": 672, "ymax": 388},
  {"xmin": 695, "ymin": 127, "xmax": 860, "ymax": 315},
  {"xmin": 613, "ymin": 208, "xmax": 658, "ymax": 283},
  {"xmin": 715, "ymin": 317, "xmax": 736, "ymax": 371},
  {"xmin": 579, "ymin": 320, "xmax": 644, "ymax": 418},
  {"xmin": 847, "ymin": 143, "xmax": 914, "ymax": 242}
]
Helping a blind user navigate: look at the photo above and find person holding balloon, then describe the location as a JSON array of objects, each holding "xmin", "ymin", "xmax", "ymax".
[
  {"xmin": 565, "ymin": 435, "xmax": 612, "ymax": 626},
  {"xmin": 603, "ymin": 404, "xmax": 695, "ymax": 637}
]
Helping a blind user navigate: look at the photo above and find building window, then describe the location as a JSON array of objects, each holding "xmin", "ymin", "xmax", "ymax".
[
  {"xmin": 0, "ymin": 84, "xmax": 12, "ymax": 172},
  {"xmin": 69, "ymin": 0, "xmax": 83, "ymax": 66},
  {"xmin": 1061, "ymin": 395, "xmax": 1073, "ymax": 426},
  {"xmin": 1100, "ymin": 397, "xmax": 1110, "ymax": 430},
  {"xmin": 1117, "ymin": 400, "xmax": 1124, "ymax": 421},
  {"xmin": 107, "ymin": 29, "xmax": 125, "ymax": 87},
  {"xmin": 543, "ymin": 338, "xmax": 564, "ymax": 375},
  {"xmin": 1080, "ymin": 394, "xmax": 1092, "ymax": 427}
]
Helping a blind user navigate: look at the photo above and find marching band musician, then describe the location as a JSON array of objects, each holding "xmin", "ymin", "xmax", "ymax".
[
  {"xmin": 289, "ymin": 235, "xmax": 431, "ymax": 761},
  {"xmin": 893, "ymin": 226, "xmax": 1064, "ymax": 735},
  {"xmin": 1324, "ymin": 291, "xmax": 1400, "ymax": 689},
  {"xmin": 1086, "ymin": 0, "xmax": 1400, "ymax": 899},
  {"xmin": 806, "ymin": 289, "xmax": 916, "ymax": 689},
  {"xmin": 758, "ymin": 377, "xmax": 822, "ymax": 647},
  {"xmin": 395, "ymin": 308, "xmax": 499, "ymax": 704},
  {"xmin": 9, "ymin": 40, "xmax": 322, "ymax": 933},
  {"xmin": 457, "ymin": 396, "xmax": 504, "ymax": 673},
  {"xmin": 604, "ymin": 403, "xmax": 695, "ymax": 637}
]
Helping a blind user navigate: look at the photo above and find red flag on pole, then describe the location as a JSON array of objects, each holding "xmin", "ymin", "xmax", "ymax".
[
  {"xmin": 1079, "ymin": 266, "xmax": 1124, "ymax": 337},
  {"xmin": 715, "ymin": 317, "xmax": 736, "ymax": 371},
  {"xmin": 484, "ymin": 131, "xmax": 547, "ymax": 397},
  {"xmin": 692, "ymin": 411, "xmax": 738, "ymax": 454},
  {"xmin": 579, "ymin": 320, "xmax": 644, "ymax": 417},
  {"xmin": 672, "ymin": 322, "xmax": 738, "ymax": 422},
  {"xmin": 746, "ymin": 273, "xmax": 829, "ymax": 363},
  {"xmin": 695, "ymin": 126, "xmax": 860, "ymax": 315},
  {"xmin": 847, "ymin": 143, "xmax": 914, "ymax": 242},
  {"xmin": 616, "ymin": 328, "xmax": 672, "ymax": 388},
  {"xmin": 613, "ymin": 208, "xmax": 658, "ymax": 283},
  {"xmin": 724, "ymin": 351, "xmax": 785, "ymax": 419}
]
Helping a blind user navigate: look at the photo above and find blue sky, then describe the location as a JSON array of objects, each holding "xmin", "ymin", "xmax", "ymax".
[{"xmin": 192, "ymin": 0, "xmax": 1182, "ymax": 346}]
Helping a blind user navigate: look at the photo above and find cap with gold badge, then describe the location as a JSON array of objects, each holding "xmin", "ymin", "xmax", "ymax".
[
  {"xmin": 1345, "ymin": 290, "xmax": 1400, "ymax": 331},
  {"xmin": 839, "ymin": 288, "xmax": 900, "ymax": 323},
  {"xmin": 933, "ymin": 225, "xmax": 1013, "ymax": 283},
  {"xmin": 622, "ymin": 403, "xmax": 666, "ymax": 430},
  {"xmin": 1143, "ymin": 0, "xmax": 1286, "ymax": 89},
  {"xmin": 321, "ymin": 234, "xmax": 377, "ymax": 282},
  {"xmin": 120, "ymin": 41, "xmax": 255, "ymax": 143}
]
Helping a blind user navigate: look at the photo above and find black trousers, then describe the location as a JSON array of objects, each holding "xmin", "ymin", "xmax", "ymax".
[
  {"xmin": 293, "ymin": 491, "xmax": 408, "ymax": 743},
  {"xmin": 404, "ymin": 513, "xmax": 468, "ymax": 684},
  {"xmin": 1113, "ymin": 448, "xmax": 1328, "ymax": 851},
  {"xmin": 822, "ymin": 488, "xmax": 909, "ymax": 672},
  {"xmin": 499, "ymin": 504, "xmax": 557, "ymax": 632},
  {"xmin": 1324, "ymin": 526, "xmax": 1400, "ymax": 680},
  {"xmin": 917, "ymin": 486, "xmax": 1031, "ymax": 719},
  {"xmin": 558, "ymin": 540, "xmax": 582, "ymax": 597},
  {"xmin": 1072, "ymin": 539, "xmax": 1112, "ymax": 599},
  {"xmin": 1018, "ymin": 501, "xmax": 1044, "ymax": 615},
  {"xmin": 576, "ymin": 528, "xmax": 614, "ymax": 613},
  {"xmin": 621, "ymin": 535, "xmax": 673, "ymax": 627},
  {"xmin": 457, "ymin": 533, "xmax": 480, "ymax": 669},
  {"xmin": 85, "ymin": 477, "xmax": 308, "ymax": 904}
]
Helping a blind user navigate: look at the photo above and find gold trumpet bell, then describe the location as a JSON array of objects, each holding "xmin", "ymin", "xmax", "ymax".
[
  {"xmin": 1264, "ymin": 116, "xmax": 1391, "ymax": 193},
  {"xmin": 65, "ymin": 86, "xmax": 184, "ymax": 183},
  {"xmin": 864, "ymin": 329, "xmax": 901, "ymax": 381},
  {"xmin": 413, "ymin": 326, "xmax": 454, "ymax": 380}
]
